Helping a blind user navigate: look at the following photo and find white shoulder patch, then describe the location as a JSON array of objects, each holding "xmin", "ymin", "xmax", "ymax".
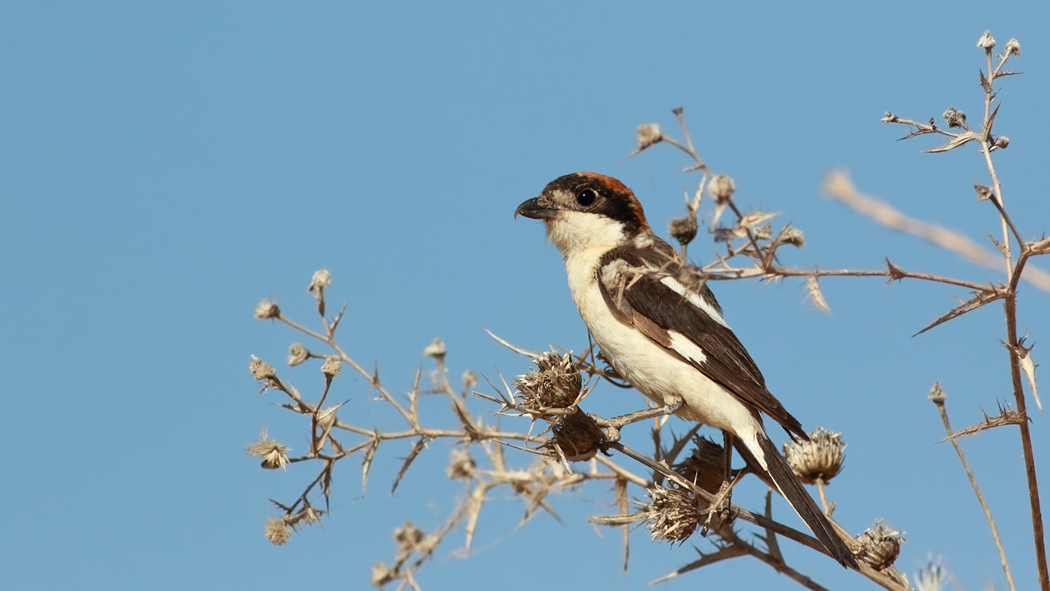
[
  {"xmin": 633, "ymin": 233, "xmax": 654, "ymax": 250},
  {"xmin": 668, "ymin": 330, "xmax": 707, "ymax": 365},
  {"xmin": 659, "ymin": 276, "xmax": 730, "ymax": 329}
]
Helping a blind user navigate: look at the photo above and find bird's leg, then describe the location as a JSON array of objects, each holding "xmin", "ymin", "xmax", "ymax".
[
  {"xmin": 701, "ymin": 432, "xmax": 738, "ymax": 534},
  {"xmin": 588, "ymin": 396, "xmax": 683, "ymax": 443}
]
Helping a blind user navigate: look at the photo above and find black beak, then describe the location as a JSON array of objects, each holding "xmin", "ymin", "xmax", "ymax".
[{"xmin": 515, "ymin": 197, "xmax": 560, "ymax": 220}]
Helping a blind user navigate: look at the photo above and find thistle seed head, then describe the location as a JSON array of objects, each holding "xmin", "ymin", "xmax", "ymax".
[
  {"xmin": 307, "ymin": 269, "xmax": 332, "ymax": 293},
  {"xmin": 515, "ymin": 350, "xmax": 583, "ymax": 412},
  {"xmin": 265, "ymin": 517, "xmax": 292, "ymax": 546},
  {"xmin": 446, "ymin": 448, "xmax": 476, "ymax": 480},
  {"xmin": 286, "ymin": 343, "xmax": 309, "ymax": 366},
  {"xmin": 644, "ymin": 485, "xmax": 701, "ymax": 543},
  {"xmin": 928, "ymin": 381, "xmax": 947, "ymax": 404},
  {"xmin": 254, "ymin": 300, "xmax": 281, "ymax": 320},
  {"xmin": 976, "ymin": 30, "xmax": 996, "ymax": 51},
  {"xmin": 974, "ymin": 184, "xmax": 994, "ymax": 202},
  {"xmin": 461, "ymin": 370, "xmax": 478, "ymax": 391},
  {"xmin": 780, "ymin": 226, "xmax": 806, "ymax": 248},
  {"xmin": 669, "ymin": 214, "xmax": 698, "ymax": 248},
  {"xmin": 942, "ymin": 107, "xmax": 967, "ymax": 129},
  {"xmin": 245, "ymin": 429, "xmax": 290, "ymax": 470},
  {"xmin": 321, "ymin": 356, "xmax": 342, "ymax": 377},
  {"xmin": 709, "ymin": 174, "xmax": 736, "ymax": 203},
  {"xmin": 423, "ymin": 338, "xmax": 447, "ymax": 362},
  {"xmin": 249, "ymin": 356, "xmax": 277, "ymax": 380},
  {"xmin": 855, "ymin": 519, "xmax": 904, "ymax": 571},
  {"xmin": 551, "ymin": 413, "xmax": 602, "ymax": 462},
  {"xmin": 635, "ymin": 123, "xmax": 664, "ymax": 151},
  {"xmin": 1004, "ymin": 38, "xmax": 1021, "ymax": 57},
  {"xmin": 394, "ymin": 520, "xmax": 425, "ymax": 557},
  {"xmin": 783, "ymin": 427, "xmax": 846, "ymax": 484},
  {"xmin": 673, "ymin": 436, "xmax": 727, "ymax": 494}
]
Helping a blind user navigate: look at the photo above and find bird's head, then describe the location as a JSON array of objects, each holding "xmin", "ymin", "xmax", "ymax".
[{"xmin": 515, "ymin": 172, "xmax": 651, "ymax": 258}]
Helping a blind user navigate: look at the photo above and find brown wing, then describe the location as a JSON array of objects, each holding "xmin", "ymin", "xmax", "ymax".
[{"xmin": 597, "ymin": 237, "xmax": 806, "ymax": 439}]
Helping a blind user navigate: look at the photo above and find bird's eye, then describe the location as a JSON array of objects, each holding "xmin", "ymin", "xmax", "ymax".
[{"xmin": 576, "ymin": 189, "xmax": 597, "ymax": 207}]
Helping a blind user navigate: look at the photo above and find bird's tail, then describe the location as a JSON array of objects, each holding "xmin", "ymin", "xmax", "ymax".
[{"xmin": 749, "ymin": 431, "xmax": 859, "ymax": 569}]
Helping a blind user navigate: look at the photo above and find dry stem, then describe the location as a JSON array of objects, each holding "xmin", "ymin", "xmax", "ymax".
[{"xmin": 930, "ymin": 384, "xmax": 1015, "ymax": 591}]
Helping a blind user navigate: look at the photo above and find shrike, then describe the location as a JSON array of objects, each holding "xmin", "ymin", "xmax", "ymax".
[{"xmin": 515, "ymin": 172, "xmax": 857, "ymax": 568}]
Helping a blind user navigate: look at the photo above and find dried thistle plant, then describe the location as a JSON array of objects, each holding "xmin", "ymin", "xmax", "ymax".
[
  {"xmin": 855, "ymin": 520, "xmax": 905, "ymax": 572},
  {"xmin": 243, "ymin": 29, "xmax": 1047, "ymax": 591}
]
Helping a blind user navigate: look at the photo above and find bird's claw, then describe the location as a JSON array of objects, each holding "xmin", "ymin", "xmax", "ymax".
[{"xmin": 700, "ymin": 480, "xmax": 734, "ymax": 536}]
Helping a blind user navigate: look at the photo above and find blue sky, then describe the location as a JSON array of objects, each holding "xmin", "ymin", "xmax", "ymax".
[{"xmin": 2, "ymin": 2, "xmax": 1049, "ymax": 590}]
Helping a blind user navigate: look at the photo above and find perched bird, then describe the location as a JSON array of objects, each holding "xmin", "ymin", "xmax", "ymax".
[{"xmin": 515, "ymin": 172, "xmax": 858, "ymax": 568}]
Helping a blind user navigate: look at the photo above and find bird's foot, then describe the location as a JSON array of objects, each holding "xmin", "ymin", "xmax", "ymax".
[
  {"xmin": 700, "ymin": 480, "xmax": 734, "ymax": 535},
  {"xmin": 586, "ymin": 414, "xmax": 623, "ymax": 443}
]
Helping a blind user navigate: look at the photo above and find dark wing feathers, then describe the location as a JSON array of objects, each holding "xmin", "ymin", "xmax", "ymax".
[{"xmin": 597, "ymin": 237, "xmax": 806, "ymax": 439}]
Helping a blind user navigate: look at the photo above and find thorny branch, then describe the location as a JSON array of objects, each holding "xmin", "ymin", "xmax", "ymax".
[
  {"xmin": 877, "ymin": 30, "xmax": 1046, "ymax": 591},
  {"xmin": 246, "ymin": 29, "xmax": 1045, "ymax": 591},
  {"xmin": 250, "ymin": 273, "xmax": 908, "ymax": 590}
]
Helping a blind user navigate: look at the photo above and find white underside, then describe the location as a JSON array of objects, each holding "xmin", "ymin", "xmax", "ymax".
[{"xmin": 558, "ymin": 234, "xmax": 768, "ymax": 471}]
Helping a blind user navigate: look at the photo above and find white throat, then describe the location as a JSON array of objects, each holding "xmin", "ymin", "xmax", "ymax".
[{"xmin": 545, "ymin": 211, "xmax": 628, "ymax": 260}]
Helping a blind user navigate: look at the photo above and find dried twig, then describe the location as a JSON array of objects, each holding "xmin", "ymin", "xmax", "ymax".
[{"xmin": 928, "ymin": 382, "xmax": 1016, "ymax": 591}]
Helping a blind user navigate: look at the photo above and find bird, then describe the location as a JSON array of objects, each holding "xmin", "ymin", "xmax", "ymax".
[{"xmin": 515, "ymin": 172, "xmax": 858, "ymax": 569}]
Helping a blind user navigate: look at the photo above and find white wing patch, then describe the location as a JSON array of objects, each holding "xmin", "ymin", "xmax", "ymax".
[
  {"xmin": 659, "ymin": 276, "xmax": 730, "ymax": 328},
  {"xmin": 668, "ymin": 330, "xmax": 707, "ymax": 365}
]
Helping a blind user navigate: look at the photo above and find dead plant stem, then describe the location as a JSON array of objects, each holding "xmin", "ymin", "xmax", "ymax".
[{"xmin": 933, "ymin": 394, "xmax": 1016, "ymax": 591}]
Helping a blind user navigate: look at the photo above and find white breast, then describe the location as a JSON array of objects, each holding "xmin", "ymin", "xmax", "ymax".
[{"xmin": 562, "ymin": 247, "xmax": 764, "ymax": 453}]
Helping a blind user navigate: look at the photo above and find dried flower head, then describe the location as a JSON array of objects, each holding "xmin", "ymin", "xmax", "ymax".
[
  {"xmin": 551, "ymin": 413, "xmax": 603, "ymax": 461},
  {"xmin": 515, "ymin": 350, "xmax": 583, "ymax": 412},
  {"xmin": 371, "ymin": 563, "xmax": 395, "ymax": 587},
  {"xmin": 635, "ymin": 123, "xmax": 664, "ymax": 151},
  {"xmin": 669, "ymin": 214, "xmax": 698, "ymax": 248},
  {"xmin": 321, "ymin": 356, "xmax": 342, "ymax": 377},
  {"xmin": 928, "ymin": 381, "xmax": 947, "ymax": 404},
  {"xmin": 1003, "ymin": 37, "xmax": 1021, "ymax": 57},
  {"xmin": 394, "ymin": 520, "xmax": 425, "ymax": 557},
  {"xmin": 974, "ymin": 184, "xmax": 994, "ymax": 202},
  {"xmin": 446, "ymin": 448, "xmax": 476, "ymax": 480},
  {"xmin": 265, "ymin": 516, "xmax": 292, "ymax": 546},
  {"xmin": 993, "ymin": 136, "xmax": 1010, "ymax": 150},
  {"xmin": 254, "ymin": 299, "xmax": 281, "ymax": 320},
  {"xmin": 249, "ymin": 356, "xmax": 277, "ymax": 380},
  {"xmin": 855, "ymin": 519, "xmax": 904, "ymax": 571},
  {"xmin": 286, "ymin": 343, "xmax": 310, "ymax": 366},
  {"xmin": 461, "ymin": 369, "xmax": 478, "ymax": 391},
  {"xmin": 644, "ymin": 485, "xmax": 701, "ymax": 543},
  {"xmin": 942, "ymin": 108, "xmax": 967, "ymax": 129},
  {"xmin": 915, "ymin": 554, "xmax": 950, "ymax": 591},
  {"xmin": 881, "ymin": 111, "xmax": 900, "ymax": 124},
  {"xmin": 307, "ymin": 269, "xmax": 332, "ymax": 293},
  {"xmin": 245, "ymin": 429, "xmax": 290, "ymax": 469},
  {"xmin": 423, "ymin": 338, "xmax": 446, "ymax": 361},
  {"xmin": 976, "ymin": 30, "xmax": 995, "ymax": 50},
  {"xmin": 779, "ymin": 226, "xmax": 806, "ymax": 248},
  {"xmin": 783, "ymin": 427, "xmax": 846, "ymax": 484},
  {"xmin": 709, "ymin": 174, "xmax": 736, "ymax": 203},
  {"xmin": 673, "ymin": 436, "xmax": 727, "ymax": 494}
]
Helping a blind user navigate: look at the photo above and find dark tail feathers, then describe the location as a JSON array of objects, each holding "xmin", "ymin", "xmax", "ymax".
[{"xmin": 756, "ymin": 433, "xmax": 859, "ymax": 569}]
